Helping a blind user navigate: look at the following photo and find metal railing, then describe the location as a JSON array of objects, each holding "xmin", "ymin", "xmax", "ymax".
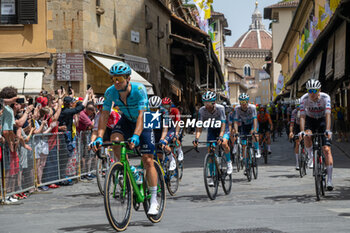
[{"xmin": 0, "ymin": 130, "xmax": 97, "ymax": 202}]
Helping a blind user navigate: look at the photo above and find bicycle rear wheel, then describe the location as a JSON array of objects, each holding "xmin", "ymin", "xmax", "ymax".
[
  {"xmin": 203, "ymin": 153, "xmax": 219, "ymax": 200},
  {"xmin": 220, "ymin": 154, "xmax": 232, "ymax": 195},
  {"xmin": 104, "ymin": 162, "xmax": 132, "ymax": 232},
  {"xmin": 178, "ymin": 159, "xmax": 184, "ymax": 181},
  {"xmin": 165, "ymin": 157, "xmax": 179, "ymax": 196},
  {"xmin": 143, "ymin": 161, "xmax": 166, "ymax": 223}
]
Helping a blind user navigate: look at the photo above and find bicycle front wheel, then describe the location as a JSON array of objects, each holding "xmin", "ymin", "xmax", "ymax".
[
  {"xmin": 96, "ymin": 157, "xmax": 109, "ymax": 195},
  {"xmin": 203, "ymin": 153, "xmax": 219, "ymax": 200},
  {"xmin": 220, "ymin": 155, "xmax": 232, "ymax": 195},
  {"xmin": 143, "ymin": 160, "xmax": 166, "ymax": 223},
  {"xmin": 104, "ymin": 162, "xmax": 132, "ymax": 232},
  {"xmin": 314, "ymin": 150, "xmax": 321, "ymax": 201},
  {"xmin": 251, "ymin": 148, "xmax": 258, "ymax": 179}
]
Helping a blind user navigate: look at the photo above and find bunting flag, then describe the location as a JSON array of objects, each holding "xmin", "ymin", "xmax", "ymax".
[
  {"xmin": 330, "ymin": 0, "xmax": 341, "ymax": 12},
  {"xmin": 276, "ymin": 73, "xmax": 285, "ymax": 95},
  {"xmin": 194, "ymin": 0, "xmax": 213, "ymax": 33}
]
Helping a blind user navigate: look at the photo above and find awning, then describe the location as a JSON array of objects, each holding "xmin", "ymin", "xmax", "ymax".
[
  {"xmin": 85, "ymin": 52, "xmax": 154, "ymax": 95},
  {"xmin": 160, "ymin": 65, "xmax": 175, "ymax": 82},
  {"xmin": 0, "ymin": 67, "xmax": 44, "ymax": 94}
]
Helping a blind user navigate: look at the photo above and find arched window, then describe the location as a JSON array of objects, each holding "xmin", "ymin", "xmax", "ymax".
[{"xmin": 244, "ymin": 64, "xmax": 251, "ymax": 77}]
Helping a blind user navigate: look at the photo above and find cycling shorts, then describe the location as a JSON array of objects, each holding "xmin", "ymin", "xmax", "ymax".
[
  {"xmin": 112, "ymin": 114, "xmax": 156, "ymax": 154},
  {"xmin": 305, "ymin": 116, "xmax": 331, "ymax": 147},
  {"xmin": 207, "ymin": 127, "xmax": 230, "ymax": 146}
]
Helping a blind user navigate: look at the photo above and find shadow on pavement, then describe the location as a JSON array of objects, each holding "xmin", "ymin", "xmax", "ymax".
[
  {"xmin": 169, "ymin": 194, "xmax": 211, "ymax": 202},
  {"xmin": 58, "ymin": 223, "xmax": 115, "ymax": 233},
  {"xmin": 265, "ymin": 186, "xmax": 350, "ymax": 203},
  {"xmin": 269, "ymin": 174, "xmax": 300, "ymax": 179},
  {"xmin": 58, "ymin": 221, "xmax": 154, "ymax": 233}
]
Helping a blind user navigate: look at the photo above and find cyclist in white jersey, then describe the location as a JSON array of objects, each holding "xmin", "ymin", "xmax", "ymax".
[
  {"xmin": 299, "ymin": 79, "xmax": 334, "ymax": 191},
  {"xmin": 234, "ymin": 93, "xmax": 260, "ymax": 163}
]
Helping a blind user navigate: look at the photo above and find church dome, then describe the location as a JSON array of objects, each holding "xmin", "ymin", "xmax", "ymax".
[{"xmin": 232, "ymin": 1, "xmax": 272, "ymax": 50}]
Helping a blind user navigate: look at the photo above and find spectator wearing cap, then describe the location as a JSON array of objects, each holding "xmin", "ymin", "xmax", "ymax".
[
  {"xmin": 58, "ymin": 88, "xmax": 92, "ymax": 180},
  {"xmin": 78, "ymin": 101, "xmax": 95, "ymax": 180}
]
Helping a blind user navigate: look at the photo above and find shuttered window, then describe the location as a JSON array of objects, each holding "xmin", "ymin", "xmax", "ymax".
[
  {"xmin": 18, "ymin": 0, "xmax": 37, "ymax": 24},
  {"xmin": 0, "ymin": 0, "xmax": 37, "ymax": 24}
]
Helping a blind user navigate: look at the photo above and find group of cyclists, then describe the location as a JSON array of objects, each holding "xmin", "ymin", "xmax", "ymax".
[{"xmin": 88, "ymin": 61, "xmax": 335, "ymax": 230}]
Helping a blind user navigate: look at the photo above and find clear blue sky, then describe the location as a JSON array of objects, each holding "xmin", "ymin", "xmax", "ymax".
[{"xmin": 188, "ymin": 0, "xmax": 280, "ymax": 46}]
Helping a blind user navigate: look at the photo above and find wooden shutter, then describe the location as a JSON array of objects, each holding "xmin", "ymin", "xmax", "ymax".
[{"xmin": 18, "ymin": 0, "xmax": 37, "ymax": 24}]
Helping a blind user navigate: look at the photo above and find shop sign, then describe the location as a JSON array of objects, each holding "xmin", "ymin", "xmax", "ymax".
[{"xmin": 56, "ymin": 53, "xmax": 84, "ymax": 81}]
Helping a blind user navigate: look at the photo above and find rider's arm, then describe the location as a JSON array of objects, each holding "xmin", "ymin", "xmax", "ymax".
[
  {"xmin": 133, "ymin": 110, "xmax": 144, "ymax": 137},
  {"xmin": 267, "ymin": 114, "xmax": 273, "ymax": 128},
  {"xmin": 91, "ymin": 130, "xmax": 98, "ymax": 143},
  {"xmin": 300, "ymin": 115, "xmax": 305, "ymax": 132},
  {"xmin": 325, "ymin": 112, "xmax": 331, "ymax": 131},
  {"xmin": 219, "ymin": 122, "xmax": 226, "ymax": 137},
  {"xmin": 253, "ymin": 118, "xmax": 258, "ymax": 133},
  {"xmin": 195, "ymin": 127, "xmax": 202, "ymax": 139},
  {"xmin": 97, "ymin": 110, "xmax": 109, "ymax": 138},
  {"xmin": 234, "ymin": 121, "xmax": 238, "ymax": 133}
]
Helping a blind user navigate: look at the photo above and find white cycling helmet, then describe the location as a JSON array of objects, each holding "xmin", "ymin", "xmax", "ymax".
[
  {"xmin": 96, "ymin": 97, "xmax": 104, "ymax": 106},
  {"xmin": 306, "ymin": 79, "xmax": 321, "ymax": 89},
  {"xmin": 202, "ymin": 91, "xmax": 216, "ymax": 102},
  {"xmin": 239, "ymin": 93, "xmax": 249, "ymax": 101},
  {"xmin": 149, "ymin": 96, "xmax": 162, "ymax": 108}
]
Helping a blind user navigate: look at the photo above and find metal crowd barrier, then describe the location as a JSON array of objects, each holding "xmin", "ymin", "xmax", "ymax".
[
  {"xmin": 0, "ymin": 141, "xmax": 36, "ymax": 201},
  {"xmin": 79, "ymin": 130, "xmax": 97, "ymax": 177},
  {"xmin": 0, "ymin": 130, "xmax": 100, "ymax": 202}
]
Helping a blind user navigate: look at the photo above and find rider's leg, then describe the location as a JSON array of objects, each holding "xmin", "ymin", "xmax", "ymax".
[
  {"xmin": 295, "ymin": 139, "xmax": 300, "ymax": 168},
  {"xmin": 110, "ymin": 132, "xmax": 124, "ymax": 161},
  {"xmin": 304, "ymin": 130, "xmax": 313, "ymax": 167},
  {"xmin": 323, "ymin": 144, "xmax": 334, "ymax": 189},
  {"xmin": 266, "ymin": 131, "xmax": 271, "ymax": 152}
]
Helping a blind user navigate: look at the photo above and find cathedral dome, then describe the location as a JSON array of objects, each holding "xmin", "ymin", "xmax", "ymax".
[{"xmin": 232, "ymin": 1, "xmax": 272, "ymax": 50}]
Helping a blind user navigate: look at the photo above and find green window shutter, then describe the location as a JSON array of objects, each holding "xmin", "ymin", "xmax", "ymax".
[{"xmin": 18, "ymin": 0, "xmax": 37, "ymax": 24}]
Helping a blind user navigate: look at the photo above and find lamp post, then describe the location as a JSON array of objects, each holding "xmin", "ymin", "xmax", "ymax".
[{"xmin": 22, "ymin": 72, "xmax": 28, "ymax": 94}]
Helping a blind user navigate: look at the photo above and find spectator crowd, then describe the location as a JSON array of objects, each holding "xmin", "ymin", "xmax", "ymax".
[{"xmin": 0, "ymin": 85, "xmax": 111, "ymax": 204}]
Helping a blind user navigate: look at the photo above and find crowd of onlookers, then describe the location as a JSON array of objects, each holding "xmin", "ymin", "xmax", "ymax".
[{"xmin": 0, "ymin": 85, "xmax": 103, "ymax": 204}]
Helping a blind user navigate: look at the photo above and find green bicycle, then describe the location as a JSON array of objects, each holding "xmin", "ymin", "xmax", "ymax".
[{"xmin": 100, "ymin": 141, "xmax": 166, "ymax": 232}]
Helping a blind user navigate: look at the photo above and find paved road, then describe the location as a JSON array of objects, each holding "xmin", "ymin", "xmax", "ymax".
[{"xmin": 1, "ymin": 132, "xmax": 350, "ymax": 233}]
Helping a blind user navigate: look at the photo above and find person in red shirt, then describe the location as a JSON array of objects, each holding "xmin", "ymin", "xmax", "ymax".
[
  {"xmin": 161, "ymin": 98, "xmax": 184, "ymax": 162},
  {"xmin": 257, "ymin": 106, "xmax": 273, "ymax": 154}
]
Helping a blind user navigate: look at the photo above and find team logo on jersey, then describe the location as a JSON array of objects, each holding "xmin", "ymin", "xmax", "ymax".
[{"xmin": 144, "ymin": 111, "xmax": 161, "ymax": 129}]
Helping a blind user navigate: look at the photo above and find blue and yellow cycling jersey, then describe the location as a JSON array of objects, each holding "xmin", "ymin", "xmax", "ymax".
[{"xmin": 103, "ymin": 82, "xmax": 148, "ymax": 123}]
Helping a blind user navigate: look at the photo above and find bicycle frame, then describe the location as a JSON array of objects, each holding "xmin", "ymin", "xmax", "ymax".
[{"xmin": 105, "ymin": 141, "xmax": 147, "ymax": 204}]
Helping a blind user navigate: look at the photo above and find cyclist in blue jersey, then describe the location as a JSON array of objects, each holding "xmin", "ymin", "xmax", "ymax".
[
  {"xmin": 234, "ymin": 93, "xmax": 260, "ymax": 175},
  {"xmin": 193, "ymin": 91, "xmax": 233, "ymax": 176},
  {"xmin": 91, "ymin": 62, "xmax": 159, "ymax": 215},
  {"xmin": 148, "ymin": 96, "xmax": 177, "ymax": 171}
]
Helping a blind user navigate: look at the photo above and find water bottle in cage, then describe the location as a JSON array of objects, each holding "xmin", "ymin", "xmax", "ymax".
[
  {"xmin": 136, "ymin": 165, "xmax": 143, "ymax": 185},
  {"xmin": 130, "ymin": 166, "xmax": 140, "ymax": 184}
]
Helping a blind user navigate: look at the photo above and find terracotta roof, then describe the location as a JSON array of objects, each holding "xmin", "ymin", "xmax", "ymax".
[
  {"xmin": 233, "ymin": 29, "xmax": 272, "ymax": 50},
  {"xmin": 211, "ymin": 11, "xmax": 224, "ymax": 16},
  {"xmin": 265, "ymin": 0, "xmax": 299, "ymax": 9}
]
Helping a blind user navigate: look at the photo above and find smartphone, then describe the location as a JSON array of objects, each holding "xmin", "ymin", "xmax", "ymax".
[
  {"xmin": 87, "ymin": 84, "xmax": 91, "ymax": 90},
  {"xmin": 60, "ymin": 85, "xmax": 64, "ymax": 91},
  {"xmin": 42, "ymin": 90, "xmax": 48, "ymax": 95},
  {"xmin": 28, "ymin": 98, "xmax": 33, "ymax": 105},
  {"xmin": 16, "ymin": 98, "xmax": 25, "ymax": 104}
]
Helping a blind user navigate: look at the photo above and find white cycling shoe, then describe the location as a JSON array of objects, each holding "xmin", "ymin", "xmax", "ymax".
[
  {"xmin": 255, "ymin": 150, "xmax": 261, "ymax": 158},
  {"xmin": 207, "ymin": 178, "xmax": 214, "ymax": 187},
  {"xmin": 178, "ymin": 151, "xmax": 184, "ymax": 161},
  {"xmin": 147, "ymin": 202, "xmax": 159, "ymax": 215},
  {"xmin": 308, "ymin": 158, "xmax": 313, "ymax": 169},
  {"xmin": 169, "ymin": 157, "xmax": 177, "ymax": 171},
  {"xmin": 227, "ymin": 162, "xmax": 233, "ymax": 175}
]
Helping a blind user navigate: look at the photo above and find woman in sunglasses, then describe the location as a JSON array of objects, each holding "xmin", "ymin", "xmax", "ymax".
[{"xmin": 299, "ymin": 79, "xmax": 334, "ymax": 191}]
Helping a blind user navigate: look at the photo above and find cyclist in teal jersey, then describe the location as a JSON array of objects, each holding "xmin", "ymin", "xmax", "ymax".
[{"xmin": 91, "ymin": 62, "xmax": 159, "ymax": 215}]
